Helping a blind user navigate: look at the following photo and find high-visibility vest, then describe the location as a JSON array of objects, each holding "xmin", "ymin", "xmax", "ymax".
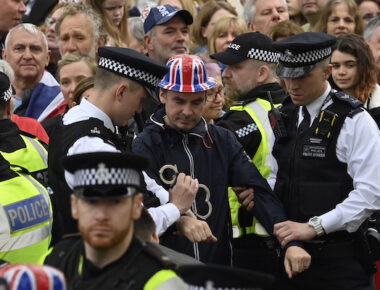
[
  {"xmin": 229, "ymin": 98, "xmax": 276, "ymax": 238},
  {"xmin": 0, "ymin": 171, "xmax": 52, "ymax": 264},
  {"xmin": 1, "ymin": 135, "xmax": 48, "ymax": 183}
]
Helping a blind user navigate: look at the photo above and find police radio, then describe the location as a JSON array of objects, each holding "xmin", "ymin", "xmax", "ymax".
[{"xmin": 267, "ymin": 91, "xmax": 287, "ymax": 140}]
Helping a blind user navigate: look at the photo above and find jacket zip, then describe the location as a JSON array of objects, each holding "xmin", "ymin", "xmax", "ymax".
[{"xmin": 182, "ymin": 134, "xmax": 200, "ymax": 261}]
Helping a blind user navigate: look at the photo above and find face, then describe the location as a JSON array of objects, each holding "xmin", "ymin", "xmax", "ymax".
[
  {"xmin": 159, "ymin": 0, "xmax": 183, "ymax": 10},
  {"xmin": 283, "ymin": 64, "xmax": 331, "ymax": 106},
  {"xmin": 286, "ymin": 0, "xmax": 302, "ymax": 17},
  {"xmin": 331, "ymin": 50, "xmax": 359, "ymax": 92},
  {"xmin": 367, "ymin": 25, "xmax": 380, "ymax": 69},
  {"xmin": 203, "ymin": 76, "xmax": 225, "ymax": 123},
  {"xmin": 214, "ymin": 26, "xmax": 241, "ymax": 53},
  {"xmin": 326, "ymin": 3, "xmax": 355, "ymax": 37},
  {"xmin": 201, "ymin": 9, "xmax": 234, "ymax": 38},
  {"xmin": 159, "ymin": 89, "xmax": 206, "ymax": 131},
  {"xmin": 45, "ymin": 8, "xmax": 65, "ymax": 51},
  {"xmin": 71, "ymin": 194, "xmax": 142, "ymax": 250},
  {"xmin": 359, "ymin": 0, "xmax": 380, "ymax": 26},
  {"xmin": 113, "ymin": 81, "xmax": 147, "ymax": 126},
  {"xmin": 222, "ymin": 59, "xmax": 259, "ymax": 100},
  {"xmin": 301, "ymin": 0, "xmax": 327, "ymax": 17},
  {"xmin": 128, "ymin": 28, "xmax": 146, "ymax": 54},
  {"xmin": 3, "ymin": 29, "xmax": 50, "ymax": 84},
  {"xmin": 59, "ymin": 13, "xmax": 95, "ymax": 57},
  {"xmin": 251, "ymin": 0, "xmax": 289, "ymax": 34},
  {"xmin": 102, "ymin": 0, "xmax": 125, "ymax": 27},
  {"xmin": 0, "ymin": 0, "xmax": 26, "ymax": 35},
  {"xmin": 59, "ymin": 61, "xmax": 94, "ymax": 107},
  {"xmin": 146, "ymin": 16, "xmax": 190, "ymax": 64}
]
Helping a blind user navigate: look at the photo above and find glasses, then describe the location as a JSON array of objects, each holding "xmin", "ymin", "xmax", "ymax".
[
  {"xmin": 207, "ymin": 86, "xmax": 224, "ymax": 102},
  {"xmin": 45, "ymin": 16, "xmax": 57, "ymax": 26}
]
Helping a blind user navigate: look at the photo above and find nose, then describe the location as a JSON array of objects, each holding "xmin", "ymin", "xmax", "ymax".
[
  {"xmin": 182, "ymin": 103, "xmax": 193, "ymax": 116},
  {"xmin": 176, "ymin": 30, "xmax": 186, "ymax": 42},
  {"xmin": 22, "ymin": 47, "xmax": 32, "ymax": 59},
  {"xmin": 227, "ymin": 33, "xmax": 235, "ymax": 44},
  {"xmin": 222, "ymin": 66, "xmax": 231, "ymax": 78},
  {"xmin": 338, "ymin": 19, "xmax": 346, "ymax": 27},
  {"xmin": 18, "ymin": 1, "xmax": 27, "ymax": 13},
  {"xmin": 94, "ymin": 202, "xmax": 110, "ymax": 221},
  {"xmin": 272, "ymin": 9, "xmax": 281, "ymax": 20},
  {"xmin": 338, "ymin": 66, "xmax": 346, "ymax": 75},
  {"xmin": 65, "ymin": 38, "xmax": 78, "ymax": 54}
]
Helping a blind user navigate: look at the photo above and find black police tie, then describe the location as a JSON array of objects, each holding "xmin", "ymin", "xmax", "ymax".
[{"xmin": 299, "ymin": 106, "xmax": 310, "ymax": 132}]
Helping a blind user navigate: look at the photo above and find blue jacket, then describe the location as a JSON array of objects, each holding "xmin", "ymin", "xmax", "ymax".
[{"xmin": 133, "ymin": 107, "xmax": 288, "ymax": 265}]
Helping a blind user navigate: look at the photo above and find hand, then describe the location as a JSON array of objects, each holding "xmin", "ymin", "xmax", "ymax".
[
  {"xmin": 274, "ymin": 221, "xmax": 317, "ymax": 247},
  {"xmin": 233, "ymin": 187, "xmax": 254, "ymax": 211},
  {"xmin": 174, "ymin": 216, "xmax": 218, "ymax": 243},
  {"xmin": 169, "ymin": 173, "xmax": 198, "ymax": 214},
  {"xmin": 284, "ymin": 246, "xmax": 311, "ymax": 279}
]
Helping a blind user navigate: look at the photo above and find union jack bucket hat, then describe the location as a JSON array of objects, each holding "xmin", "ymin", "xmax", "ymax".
[{"xmin": 158, "ymin": 55, "xmax": 216, "ymax": 93}]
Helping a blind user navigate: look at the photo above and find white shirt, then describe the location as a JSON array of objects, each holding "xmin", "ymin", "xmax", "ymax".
[
  {"xmin": 63, "ymin": 99, "xmax": 180, "ymax": 235},
  {"xmin": 270, "ymin": 83, "xmax": 380, "ymax": 234}
]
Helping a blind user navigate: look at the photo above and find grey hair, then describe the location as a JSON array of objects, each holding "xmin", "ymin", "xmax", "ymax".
[
  {"xmin": 5, "ymin": 23, "xmax": 48, "ymax": 51},
  {"xmin": 128, "ymin": 17, "xmax": 145, "ymax": 43},
  {"xmin": 243, "ymin": 0, "xmax": 288, "ymax": 25},
  {"xmin": 0, "ymin": 60, "xmax": 15, "ymax": 82},
  {"xmin": 55, "ymin": 3, "xmax": 103, "ymax": 43},
  {"xmin": 364, "ymin": 16, "xmax": 380, "ymax": 41}
]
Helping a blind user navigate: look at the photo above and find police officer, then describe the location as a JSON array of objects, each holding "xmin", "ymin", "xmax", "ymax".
[
  {"xmin": 45, "ymin": 151, "xmax": 188, "ymax": 290},
  {"xmin": 0, "ymin": 71, "xmax": 48, "ymax": 186},
  {"xmin": 211, "ymin": 32, "xmax": 287, "ymax": 274},
  {"xmin": 48, "ymin": 47, "xmax": 197, "ymax": 240},
  {"xmin": 271, "ymin": 32, "xmax": 380, "ymax": 289},
  {"xmin": 0, "ymin": 153, "xmax": 52, "ymax": 264}
]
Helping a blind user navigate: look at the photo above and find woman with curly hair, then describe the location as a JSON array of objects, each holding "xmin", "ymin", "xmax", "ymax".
[
  {"xmin": 314, "ymin": 0, "xmax": 364, "ymax": 37},
  {"xmin": 331, "ymin": 33, "xmax": 380, "ymax": 126}
]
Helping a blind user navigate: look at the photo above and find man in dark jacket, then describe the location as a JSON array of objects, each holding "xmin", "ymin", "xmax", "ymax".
[
  {"xmin": 133, "ymin": 55, "xmax": 310, "ymax": 276},
  {"xmin": 212, "ymin": 32, "xmax": 287, "ymax": 275}
]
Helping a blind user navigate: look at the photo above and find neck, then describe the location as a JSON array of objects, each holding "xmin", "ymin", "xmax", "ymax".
[
  {"xmin": 306, "ymin": 13, "xmax": 320, "ymax": 28},
  {"xmin": 13, "ymin": 78, "xmax": 40, "ymax": 98},
  {"xmin": 344, "ymin": 88, "xmax": 355, "ymax": 97},
  {"xmin": 84, "ymin": 226, "xmax": 133, "ymax": 269},
  {"xmin": 87, "ymin": 90, "xmax": 113, "ymax": 119}
]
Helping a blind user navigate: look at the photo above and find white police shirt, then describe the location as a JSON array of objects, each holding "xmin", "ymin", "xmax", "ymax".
[
  {"xmin": 269, "ymin": 83, "xmax": 380, "ymax": 234},
  {"xmin": 63, "ymin": 98, "xmax": 180, "ymax": 236}
]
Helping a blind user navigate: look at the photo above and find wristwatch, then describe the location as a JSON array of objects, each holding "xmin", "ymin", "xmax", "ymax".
[{"xmin": 308, "ymin": 216, "xmax": 325, "ymax": 236}]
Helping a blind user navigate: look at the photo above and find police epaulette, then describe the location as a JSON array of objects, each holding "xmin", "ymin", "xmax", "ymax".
[
  {"xmin": 333, "ymin": 92, "xmax": 363, "ymax": 108},
  {"xmin": 140, "ymin": 241, "xmax": 176, "ymax": 268},
  {"xmin": 348, "ymin": 107, "xmax": 364, "ymax": 118}
]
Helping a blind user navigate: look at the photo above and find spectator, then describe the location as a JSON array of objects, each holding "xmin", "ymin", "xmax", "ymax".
[
  {"xmin": 268, "ymin": 20, "xmax": 304, "ymax": 41},
  {"xmin": 128, "ymin": 16, "xmax": 146, "ymax": 54},
  {"xmin": 287, "ymin": 0, "xmax": 307, "ymax": 26},
  {"xmin": 190, "ymin": 2, "xmax": 237, "ymax": 54},
  {"xmin": 314, "ymin": 0, "xmax": 364, "ymax": 37},
  {"xmin": 243, "ymin": 0, "xmax": 289, "ymax": 35},
  {"xmin": 0, "ymin": 0, "xmax": 26, "ymax": 57},
  {"xmin": 158, "ymin": 0, "xmax": 198, "ymax": 20},
  {"xmin": 364, "ymin": 16, "xmax": 380, "ymax": 82},
  {"xmin": 86, "ymin": 0, "xmax": 129, "ymax": 47},
  {"xmin": 3, "ymin": 23, "xmax": 65, "ymax": 122},
  {"xmin": 55, "ymin": 3, "xmax": 102, "ymax": 58},
  {"xmin": 300, "ymin": 0, "xmax": 327, "ymax": 32},
  {"xmin": 358, "ymin": 0, "xmax": 380, "ymax": 26},
  {"xmin": 331, "ymin": 33, "xmax": 380, "ymax": 126}
]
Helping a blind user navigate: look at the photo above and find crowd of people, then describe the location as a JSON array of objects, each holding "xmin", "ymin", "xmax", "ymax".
[{"xmin": 1, "ymin": 0, "xmax": 380, "ymax": 289}]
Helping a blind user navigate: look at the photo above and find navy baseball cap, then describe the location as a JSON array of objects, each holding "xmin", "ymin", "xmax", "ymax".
[
  {"xmin": 273, "ymin": 32, "xmax": 336, "ymax": 78},
  {"xmin": 143, "ymin": 5, "xmax": 193, "ymax": 34}
]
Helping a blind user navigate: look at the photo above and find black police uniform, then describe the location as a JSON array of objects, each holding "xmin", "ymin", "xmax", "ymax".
[{"xmin": 272, "ymin": 32, "xmax": 377, "ymax": 290}]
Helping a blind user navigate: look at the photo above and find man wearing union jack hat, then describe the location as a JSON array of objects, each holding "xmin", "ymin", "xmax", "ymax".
[{"xmin": 133, "ymin": 55, "xmax": 309, "ymax": 276}]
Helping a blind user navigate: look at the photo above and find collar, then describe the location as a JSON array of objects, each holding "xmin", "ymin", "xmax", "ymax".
[
  {"xmin": 299, "ymin": 82, "xmax": 331, "ymax": 125},
  {"xmin": 79, "ymin": 99, "xmax": 115, "ymax": 132},
  {"xmin": 150, "ymin": 107, "xmax": 208, "ymax": 137},
  {"xmin": 0, "ymin": 118, "xmax": 19, "ymax": 135},
  {"xmin": 242, "ymin": 83, "xmax": 287, "ymax": 105}
]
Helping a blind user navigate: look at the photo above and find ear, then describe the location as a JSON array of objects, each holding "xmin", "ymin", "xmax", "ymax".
[
  {"xmin": 159, "ymin": 89, "xmax": 166, "ymax": 104},
  {"xmin": 115, "ymin": 82, "xmax": 128, "ymax": 102},
  {"xmin": 247, "ymin": 22, "xmax": 256, "ymax": 32},
  {"xmin": 257, "ymin": 65, "xmax": 270, "ymax": 84},
  {"xmin": 2, "ymin": 49, "xmax": 7, "ymax": 60},
  {"xmin": 132, "ymin": 193, "xmax": 143, "ymax": 220},
  {"xmin": 152, "ymin": 232, "xmax": 159, "ymax": 244},
  {"xmin": 324, "ymin": 64, "xmax": 332, "ymax": 80},
  {"xmin": 201, "ymin": 26, "xmax": 207, "ymax": 38},
  {"xmin": 144, "ymin": 35, "xmax": 154, "ymax": 52},
  {"xmin": 46, "ymin": 50, "xmax": 51, "ymax": 66},
  {"xmin": 5, "ymin": 101, "xmax": 12, "ymax": 118},
  {"xmin": 71, "ymin": 195, "xmax": 79, "ymax": 220}
]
